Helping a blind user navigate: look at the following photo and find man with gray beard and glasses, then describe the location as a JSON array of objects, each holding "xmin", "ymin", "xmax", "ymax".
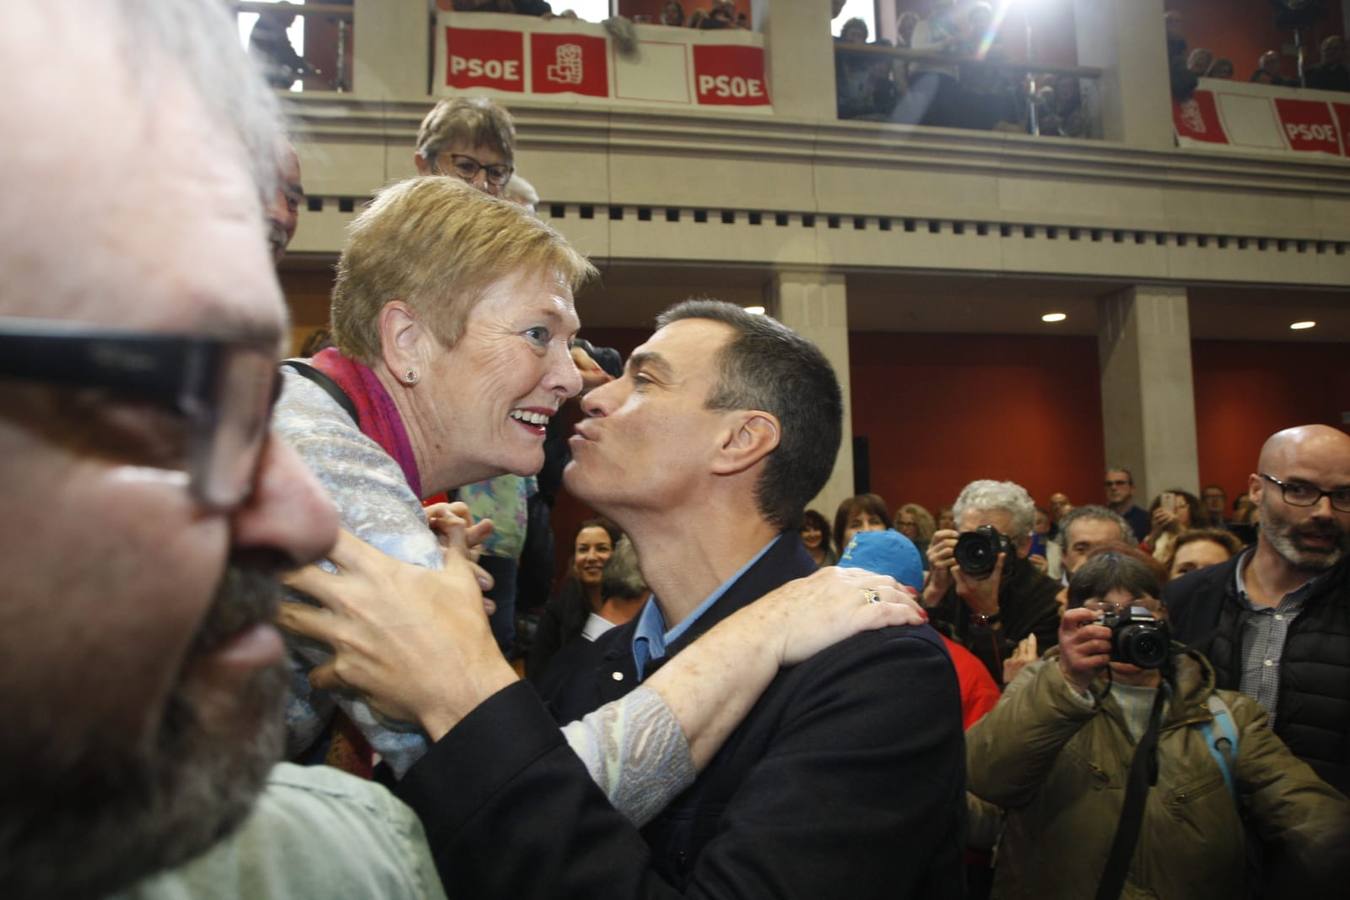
[
  {"xmin": 1167, "ymin": 424, "xmax": 1350, "ymax": 795},
  {"xmin": 0, "ymin": 1, "xmax": 450, "ymax": 896}
]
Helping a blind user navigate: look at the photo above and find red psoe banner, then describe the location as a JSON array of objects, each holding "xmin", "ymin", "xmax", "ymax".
[
  {"xmin": 1274, "ymin": 98, "xmax": 1342, "ymax": 155},
  {"xmin": 692, "ymin": 45, "xmax": 769, "ymax": 107},
  {"xmin": 531, "ymin": 32, "xmax": 608, "ymax": 97},
  {"xmin": 433, "ymin": 12, "xmax": 772, "ymax": 114},
  {"xmin": 444, "ymin": 28, "xmax": 524, "ymax": 92},
  {"xmin": 1172, "ymin": 91, "xmax": 1226, "ymax": 144},
  {"xmin": 1173, "ymin": 79, "xmax": 1350, "ymax": 158}
]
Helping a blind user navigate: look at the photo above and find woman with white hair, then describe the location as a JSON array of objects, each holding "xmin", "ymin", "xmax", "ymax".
[{"xmin": 921, "ymin": 479, "xmax": 1063, "ymax": 684}]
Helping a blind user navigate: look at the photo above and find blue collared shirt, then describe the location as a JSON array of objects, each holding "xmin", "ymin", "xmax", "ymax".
[{"xmin": 631, "ymin": 535, "xmax": 781, "ymax": 680}]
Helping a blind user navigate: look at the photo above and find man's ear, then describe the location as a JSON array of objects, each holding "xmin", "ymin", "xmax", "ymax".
[
  {"xmin": 711, "ymin": 411, "xmax": 781, "ymax": 476},
  {"xmin": 1247, "ymin": 472, "xmax": 1262, "ymax": 504},
  {"xmin": 413, "ymin": 151, "xmax": 432, "ymax": 175},
  {"xmin": 376, "ymin": 300, "xmax": 428, "ymax": 384}
]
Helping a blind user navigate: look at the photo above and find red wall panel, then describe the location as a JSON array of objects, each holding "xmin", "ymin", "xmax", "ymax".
[
  {"xmin": 848, "ymin": 332, "xmax": 1107, "ymax": 518},
  {"xmin": 1192, "ymin": 339, "xmax": 1350, "ymax": 500}
]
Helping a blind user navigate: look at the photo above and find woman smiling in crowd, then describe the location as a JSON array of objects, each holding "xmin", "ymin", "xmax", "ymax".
[
  {"xmin": 800, "ymin": 508, "xmax": 837, "ymax": 567},
  {"xmin": 527, "ymin": 517, "xmax": 625, "ymax": 678}
]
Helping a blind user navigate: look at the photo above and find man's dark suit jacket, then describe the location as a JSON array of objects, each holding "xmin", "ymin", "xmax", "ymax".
[{"xmin": 400, "ymin": 532, "xmax": 965, "ymax": 899}]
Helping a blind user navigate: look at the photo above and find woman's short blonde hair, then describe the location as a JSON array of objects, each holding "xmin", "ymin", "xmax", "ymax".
[
  {"xmin": 330, "ymin": 176, "xmax": 595, "ymax": 363},
  {"xmin": 416, "ymin": 97, "xmax": 516, "ymax": 165}
]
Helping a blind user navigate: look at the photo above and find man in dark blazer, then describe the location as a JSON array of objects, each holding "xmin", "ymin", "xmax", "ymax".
[{"xmin": 399, "ymin": 300, "xmax": 965, "ymax": 898}]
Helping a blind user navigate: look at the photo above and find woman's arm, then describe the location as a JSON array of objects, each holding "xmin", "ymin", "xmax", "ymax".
[{"xmin": 279, "ymin": 529, "xmax": 924, "ymax": 811}]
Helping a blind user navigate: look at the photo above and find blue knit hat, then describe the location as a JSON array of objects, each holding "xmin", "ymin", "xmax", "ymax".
[{"xmin": 839, "ymin": 529, "xmax": 924, "ymax": 591}]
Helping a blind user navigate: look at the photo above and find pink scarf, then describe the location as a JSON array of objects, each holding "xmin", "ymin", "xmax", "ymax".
[{"xmin": 309, "ymin": 348, "xmax": 423, "ymax": 498}]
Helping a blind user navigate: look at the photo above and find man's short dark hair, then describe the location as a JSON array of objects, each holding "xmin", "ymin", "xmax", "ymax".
[
  {"xmin": 1067, "ymin": 545, "xmax": 1165, "ymax": 609},
  {"xmin": 1105, "ymin": 466, "xmax": 1134, "ymax": 484},
  {"xmin": 655, "ymin": 300, "xmax": 842, "ymax": 531}
]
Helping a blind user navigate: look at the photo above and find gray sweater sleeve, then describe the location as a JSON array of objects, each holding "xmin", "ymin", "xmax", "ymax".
[
  {"xmin": 273, "ymin": 369, "xmax": 442, "ymax": 778},
  {"xmin": 561, "ymin": 686, "xmax": 697, "ymax": 826}
]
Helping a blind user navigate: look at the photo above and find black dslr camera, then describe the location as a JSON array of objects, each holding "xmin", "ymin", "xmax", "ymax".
[
  {"xmin": 953, "ymin": 525, "xmax": 1016, "ymax": 579},
  {"xmin": 1099, "ymin": 606, "xmax": 1171, "ymax": 669}
]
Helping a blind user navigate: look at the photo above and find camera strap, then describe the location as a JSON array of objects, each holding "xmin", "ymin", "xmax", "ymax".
[
  {"xmin": 280, "ymin": 360, "xmax": 360, "ymax": 426},
  {"xmin": 1093, "ymin": 680, "xmax": 1169, "ymax": 900}
]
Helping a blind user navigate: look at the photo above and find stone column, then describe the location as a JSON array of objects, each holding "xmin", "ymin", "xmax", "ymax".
[
  {"xmin": 1097, "ymin": 285, "xmax": 1199, "ymax": 503},
  {"xmin": 1073, "ymin": 0, "xmax": 1174, "ymax": 150},
  {"xmin": 768, "ymin": 269, "xmax": 854, "ymax": 519},
  {"xmin": 352, "ymin": 0, "xmax": 430, "ymax": 100},
  {"xmin": 750, "ymin": 0, "xmax": 838, "ymax": 121}
]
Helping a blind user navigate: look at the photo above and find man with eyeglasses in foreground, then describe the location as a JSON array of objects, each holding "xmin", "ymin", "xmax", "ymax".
[{"xmin": 1166, "ymin": 424, "xmax": 1350, "ymax": 796}]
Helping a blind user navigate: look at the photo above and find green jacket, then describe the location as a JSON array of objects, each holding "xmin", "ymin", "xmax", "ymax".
[{"xmin": 966, "ymin": 648, "xmax": 1349, "ymax": 900}]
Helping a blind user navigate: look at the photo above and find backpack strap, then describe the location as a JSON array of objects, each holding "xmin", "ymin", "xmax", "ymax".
[
  {"xmin": 1199, "ymin": 693, "xmax": 1240, "ymax": 801},
  {"xmin": 281, "ymin": 360, "xmax": 359, "ymax": 426}
]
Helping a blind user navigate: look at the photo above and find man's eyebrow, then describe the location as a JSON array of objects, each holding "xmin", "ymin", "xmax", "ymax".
[
  {"xmin": 627, "ymin": 351, "xmax": 673, "ymax": 380},
  {"xmin": 191, "ymin": 295, "xmax": 286, "ymax": 345}
]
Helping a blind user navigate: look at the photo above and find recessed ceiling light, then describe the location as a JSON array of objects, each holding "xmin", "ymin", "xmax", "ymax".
[
  {"xmin": 1290, "ymin": 320, "xmax": 1316, "ymax": 330},
  {"xmin": 1041, "ymin": 312, "xmax": 1067, "ymax": 323},
  {"xmin": 744, "ymin": 305, "xmax": 766, "ymax": 315}
]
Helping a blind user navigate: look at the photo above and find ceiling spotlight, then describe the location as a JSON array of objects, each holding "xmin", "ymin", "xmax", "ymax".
[
  {"xmin": 744, "ymin": 306, "xmax": 766, "ymax": 315},
  {"xmin": 1041, "ymin": 312, "xmax": 1067, "ymax": 323},
  {"xmin": 1290, "ymin": 321, "xmax": 1316, "ymax": 330}
]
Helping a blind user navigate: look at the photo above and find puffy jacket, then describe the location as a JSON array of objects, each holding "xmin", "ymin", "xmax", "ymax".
[
  {"xmin": 966, "ymin": 649, "xmax": 1349, "ymax": 900},
  {"xmin": 1165, "ymin": 551, "xmax": 1350, "ymax": 795}
]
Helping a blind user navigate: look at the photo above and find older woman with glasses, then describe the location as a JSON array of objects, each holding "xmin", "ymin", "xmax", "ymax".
[{"xmin": 412, "ymin": 96, "xmax": 515, "ymax": 196}]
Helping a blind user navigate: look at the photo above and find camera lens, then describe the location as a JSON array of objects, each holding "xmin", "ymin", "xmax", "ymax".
[
  {"xmin": 1117, "ymin": 624, "xmax": 1169, "ymax": 669},
  {"xmin": 955, "ymin": 528, "xmax": 1004, "ymax": 578}
]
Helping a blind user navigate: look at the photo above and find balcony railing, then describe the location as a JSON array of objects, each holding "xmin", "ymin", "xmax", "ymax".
[{"xmin": 834, "ymin": 42, "xmax": 1104, "ymax": 139}]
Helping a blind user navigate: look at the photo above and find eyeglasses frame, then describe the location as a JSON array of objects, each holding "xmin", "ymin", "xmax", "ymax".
[
  {"xmin": 1258, "ymin": 472, "xmax": 1350, "ymax": 513},
  {"xmin": 0, "ymin": 317, "xmax": 280, "ymax": 511}
]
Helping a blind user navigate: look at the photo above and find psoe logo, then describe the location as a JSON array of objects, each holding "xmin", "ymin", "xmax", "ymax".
[
  {"xmin": 450, "ymin": 55, "xmax": 521, "ymax": 81},
  {"xmin": 697, "ymin": 73, "xmax": 764, "ymax": 99},
  {"xmin": 547, "ymin": 44, "xmax": 584, "ymax": 85},
  {"xmin": 1284, "ymin": 121, "xmax": 1335, "ymax": 142}
]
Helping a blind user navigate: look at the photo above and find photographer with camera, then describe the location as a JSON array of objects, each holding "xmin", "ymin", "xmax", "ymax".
[
  {"xmin": 924, "ymin": 480, "xmax": 1062, "ymax": 684},
  {"xmin": 966, "ymin": 546, "xmax": 1350, "ymax": 900}
]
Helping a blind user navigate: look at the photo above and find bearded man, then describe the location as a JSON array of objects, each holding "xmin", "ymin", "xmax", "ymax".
[{"xmin": 1166, "ymin": 424, "xmax": 1350, "ymax": 794}]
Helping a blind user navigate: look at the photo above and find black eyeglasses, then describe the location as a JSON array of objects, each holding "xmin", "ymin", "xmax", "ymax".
[
  {"xmin": 0, "ymin": 318, "xmax": 281, "ymax": 511},
  {"xmin": 1104, "ymin": 479, "xmax": 1130, "ymax": 487},
  {"xmin": 435, "ymin": 152, "xmax": 514, "ymax": 188},
  {"xmin": 1259, "ymin": 473, "xmax": 1350, "ymax": 513}
]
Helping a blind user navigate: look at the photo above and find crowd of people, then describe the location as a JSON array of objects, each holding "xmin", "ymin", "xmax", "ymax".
[
  {"xmin": 3, "ymin": 2, "xmax": 1349, "ymax": 900},
  {"xmin": 832, "ymin": 0, "xmax": 1096, "ymax": 138},
  {"xmin": 1167, "ymin": 10, "xmax": 1349, "ymax": 98}
]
